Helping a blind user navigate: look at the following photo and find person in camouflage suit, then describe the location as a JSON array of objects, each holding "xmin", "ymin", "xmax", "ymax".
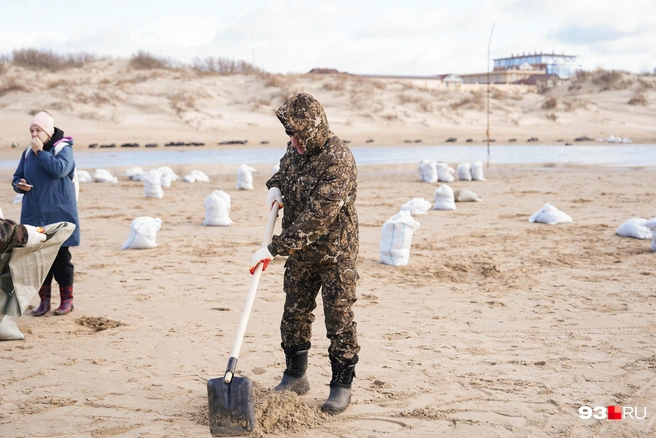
[
  {"xmin": 0, "ymin": 219, "xmax": 45, "ymax": 253},
  {"xmin": 249, "ymin": 92, "xmax": 360, "ymax": 415}
]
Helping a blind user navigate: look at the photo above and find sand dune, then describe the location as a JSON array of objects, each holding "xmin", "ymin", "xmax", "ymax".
[{"xmin": 1, "ymin": 59, "xmax": 655, "ymax": 149}]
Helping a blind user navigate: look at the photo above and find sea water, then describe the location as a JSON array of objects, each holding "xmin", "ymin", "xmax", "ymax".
[{"xmin": 1, "ymin": 144, "xmax": 654, "ymax": 169}]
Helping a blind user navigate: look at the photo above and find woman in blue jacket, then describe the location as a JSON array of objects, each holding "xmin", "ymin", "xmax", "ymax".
[{"xmin": 12, "ymin": 112, "xmax": 80, "ymax": 316}]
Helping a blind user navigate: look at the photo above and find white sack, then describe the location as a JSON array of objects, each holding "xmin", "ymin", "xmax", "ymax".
[
  {"xmin": 455, "ymin": 189, "xmax": 482, "ymax": 202},
  {"xmin": 379, "ymin": 210, "xmax": 421, "ymax": 266},
  {"xmin": 237, "ymin": 164, "xmax": 257, "ymax": 190},
  {"xmin": 13, "ymin": 194, "xmax": 23, "ymax": 204},
  {"xmin": 157, "ymin": 166, "xmax": 179, "ymax": 187},
  {"xmin": 436, "ymin": 162, "xmax": 455, "ymax": 182},
  {"xmin": 190, "ymin": 170, "xmax": 209, "ymax": 182},
  {"xmin": 126, "ymin": 167, "xmax": 144, "ymax": 181},
  {"xmin": 400, "ymin": 198, "xmax": 432, "ymax": 215},
  {"xmin": 93, "ymin": 169, "xmax": 118, "ymax": 183},
  {"xmin": 457, "ymin": 162, "xmax": 472, "ymax": 181},
  {"xmin": 644, "ymin": 217, "xmax": 656, "ymax": 252},
  {"xmin": 433, "ymin": 184, "xmax": 456, "ymax": 210},
  {"xmin": 418, "ymin": 159, "xmax": 438, "ymax": 183},
  {"xmin": 529, "ymin": 203, "xmax": 573, "ymax": 224},
  {"xmin": 471, "ymin": 161, "xmax": 487, "ymax": 181},
  {"xmin": 143, "ymin": 169, "xmax": 164, "ymax": 199},
  {"xmin": 203, "ymin": 190, "xmax": 234, "ymax": 226},
  {"xmin": 0, "ymin": 317, "xmax": 24, "ymax": 341},
  {"xmin": 77, "ymin": 170, "xmax": 92, "ymax": 183},
  {"xmin": 615, "ymin": 218, "xmax": 653, "ymax": 240},
  {"xmin": 120, "ymin": 217, "xmax": 162, "ymax": 250},
  {"xmin": 157, "ymin": 166, "xmax": 180, "ymax": 181},
  {"xmin": 0, "ymin": 207, "xmax": 3, "ymax": 219}
]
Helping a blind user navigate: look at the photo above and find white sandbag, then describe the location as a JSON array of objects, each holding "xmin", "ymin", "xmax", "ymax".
[
  {"xmin": 380, "ymin": 210, "xmax": 420, "ymax": 266},
  {"xmin": 120, "ymin": 217, "xmax": 162, "ymax": 250},
  {"xmin": 190, "ymin": 170, "xmax": 209, "ymax": 182},
  {"xmin": 615, "ymin": 218, "xmax": 653, "ymax": 240},
  {"xmin": 237, "ymin": 164, "xmax": 257, "ymax": 190},
  {"xmin": 436, "ymin": 162, "xmax": 455, "ymax": 183},
  {"xmin": 455, "ymin": 189, "xmax": 482, "ymax": 202},
  {"xmin": 183, "ymin": 174, "xmax": 197, "ymax": 183},
  {"xmin": 126, "ymin": 167, "xmax": 144, "ymax": 181},
  {"xmin": 433, "ymin": 184, "xmax": 456, "ymax": 210},
  {"xmin": 471, "ymin": 161, "xmax": 487, "ymax": 181},
  {"xmin": 157, "ymin": 166, "xmax": 179, "ymax": 187},
  {"xmin": 77, "ymin": 170, "xmax": 92, "ymax": 183},
  {"xmin": 203, "ymin": 190, "xmax": 234, "ymax": 226},
  {"xmin": 157, "ymin": 166, "xmax": 180, "ymax": 181},
  {"xmin": 0, "ymin": 207, "xmax": 3, "ymax": 218},
  {"xmin": 0, "ymin": 316, "xmax": 24, "ymax": 341},
  {"xmin": 457, "ymin": 162, "xmax": 472, "ymax": 181},
  {"xmin": 418, "ymin": 159, "xmax": 438, "ymax": 183},
  {"xmin": 93, "ymin": 169, "xmax": 118, "ymax": 183},
  {"xmin": 529, "ymin": 203, "xmax": 573, "ymax": 224},
  {"xmin": 143, "ymin": 169, "xmax": 164, "ymax": 199},
  {"xmin": 644, "ymin": 218, "xmax": 656, "ymax": 252},
  {"xmin": 13, "ymin": 194, "xmax": 23, "ymax": 204},
  {"xmin": 400, "ymin": 198, "xmax": 432, "ymax": 215}
]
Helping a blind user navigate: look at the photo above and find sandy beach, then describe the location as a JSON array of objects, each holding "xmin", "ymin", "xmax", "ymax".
[
  {"xmin": 1, "ymin": 157, "xmax": 655, "ymax": 437},
  {"xmin": 1, "ymin": 60, "xmax": 656, "ymax": 437}
]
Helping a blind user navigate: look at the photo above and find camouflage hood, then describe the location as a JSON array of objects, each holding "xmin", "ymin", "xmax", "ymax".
[{"xmin": 275, "ymin": 93, "xmax": 330, "ymax": 155}]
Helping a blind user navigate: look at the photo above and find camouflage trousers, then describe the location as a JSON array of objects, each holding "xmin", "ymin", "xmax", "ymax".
[{"xmin": 280, "ymin": 257, "xmax": 360, "ymax": 362}]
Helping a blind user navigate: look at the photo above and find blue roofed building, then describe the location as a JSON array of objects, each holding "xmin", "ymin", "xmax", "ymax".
[{"xmin": 494, "ymin": 52, "xmax": 580, "ymax": 79}]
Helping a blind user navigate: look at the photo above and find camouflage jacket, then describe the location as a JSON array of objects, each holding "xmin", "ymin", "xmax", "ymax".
[
  {"xmin": 0, "ymin": 219, "xmax": 28, "ymax": 254},
  {"xmin": 266, "ymin": 93, "xmax": 359, "ymax": 265}
]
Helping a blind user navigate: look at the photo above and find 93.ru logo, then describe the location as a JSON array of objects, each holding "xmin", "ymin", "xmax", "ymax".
[{"xmin": 579, "ymin": 406, "xmax": 647, "ymax": 420}]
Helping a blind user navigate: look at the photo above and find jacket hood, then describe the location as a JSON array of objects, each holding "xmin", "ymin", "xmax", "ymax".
[{"xmin": 275, "ymin": 93, "xmax": 329, "ymax": 155}]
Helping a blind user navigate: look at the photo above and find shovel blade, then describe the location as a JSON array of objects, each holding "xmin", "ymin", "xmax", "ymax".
[{"xmin": 207, "ymin": 376, "xmax": 255, "ymax": 436}]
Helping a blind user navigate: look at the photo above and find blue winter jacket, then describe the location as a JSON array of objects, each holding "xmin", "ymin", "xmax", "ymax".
[{"xmin": 12, "ymin": 129, "xmax": 80, "ymax": 247}]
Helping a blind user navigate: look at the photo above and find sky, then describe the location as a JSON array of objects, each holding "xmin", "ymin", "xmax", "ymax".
[{"xmin": 1, "ymin": 0, "xmax": 655, "ymax": 76}]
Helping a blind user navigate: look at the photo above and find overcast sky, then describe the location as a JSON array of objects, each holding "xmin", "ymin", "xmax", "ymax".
[{"xmin": 2, "ymin": 0, "xmax": 655, "ymax": 75}]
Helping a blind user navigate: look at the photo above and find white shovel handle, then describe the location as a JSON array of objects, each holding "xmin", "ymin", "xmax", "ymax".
[{"xmin": 224, "ymin": 203, "xmax": 280, "ymax": 383}]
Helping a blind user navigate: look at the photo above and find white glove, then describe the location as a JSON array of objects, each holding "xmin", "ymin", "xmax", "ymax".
[
  {"xmin": 267, "ymin": 187, "xmax": 283, "ymax": 209},
  {"xmin": 24, "ymin": 225, "xmax": 46, "ymax": 247},
  {"xmin": 249, "ymin": 247, "xmax": 274, "ymax": 275}
]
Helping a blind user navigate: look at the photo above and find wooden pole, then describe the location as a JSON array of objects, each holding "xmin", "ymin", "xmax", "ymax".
[{"xmin": 486, "ymin": 23, "xmax": 495, "ymax": 169}]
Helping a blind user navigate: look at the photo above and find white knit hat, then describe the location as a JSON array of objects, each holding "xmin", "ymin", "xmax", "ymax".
[{"xmin": 30, "ymin": 112, "xmax": 55, "ymax": 137}]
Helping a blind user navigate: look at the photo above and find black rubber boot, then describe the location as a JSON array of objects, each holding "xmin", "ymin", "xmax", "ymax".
[
  {"xmin": 274, "ymin": 343, "xmax": 311, "ymax": 395},
  {"xmin": 321, "ymin": 355, "xmax": 358, "ymax": 415}
]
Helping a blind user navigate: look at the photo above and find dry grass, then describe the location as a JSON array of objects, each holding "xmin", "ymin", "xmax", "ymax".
[
  {"xmin": 628, "ymin": 91, "xmax": 648, "ymax": 106},
  {"xmin": 11, "ymin": 48, "xmax": 96, "ymax": 71},
  {"xmin": 47, "ymin": 79, "xmax": 70, "ymax": 89},
  {"xmin": 129, "ymin": 51, "xmax": 174, "ymax": 70},
  {"xmin": 450, "ymin": 91, "xmax": 484, "ymax": 110},
  {"xmin": 542, "ymin": 97, "xmax": 558, "ymax": 110},
  {"xmin": 321, "ymin": 77, "xmax": 347, "ymax": 91},
  {"xmin": 170, "ymin": 92, "xmax": 197, "ymax": 115},
  {"xmin": 264, "ymin": 74, "xmax": 294, "ymax": 89},
  {"xmin": 191, "ymin": 56, "xmax": 263, "ymax": 75},
  {"xmin": 0, "ymin": 76, "xmax": 26, "ymax": 97}
]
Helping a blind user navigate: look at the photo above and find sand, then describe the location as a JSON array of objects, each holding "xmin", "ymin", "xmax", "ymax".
[
  {"xmin": 1, "ymin": 60, "xmax": 656, "ymax": 436},
  {"xmin": 1, "ymin": 158, "xmax": 655, "ymax": 437}
]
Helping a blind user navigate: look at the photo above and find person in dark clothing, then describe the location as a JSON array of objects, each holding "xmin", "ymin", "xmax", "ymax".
[
  {"xmin": 250, "ymin": 93, "xmax": 360, "ymax": 415},
  {"xmin": 12, "ymin": 112, "xmax": 80, "ymax": 316}
]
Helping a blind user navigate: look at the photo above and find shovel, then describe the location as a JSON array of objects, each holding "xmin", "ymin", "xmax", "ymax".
[{"xmin": 207, "ymin": 203, "xmax": 280, "ymax": 436}]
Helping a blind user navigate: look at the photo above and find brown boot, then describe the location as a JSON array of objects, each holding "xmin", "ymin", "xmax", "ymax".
[
  {"xmin": 32, "ymin": 285, "xmax": 51, "ymax": 317},
  {"xmin": 54, "ymin": 285, "xmax": 74, "ymax": 315}
]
